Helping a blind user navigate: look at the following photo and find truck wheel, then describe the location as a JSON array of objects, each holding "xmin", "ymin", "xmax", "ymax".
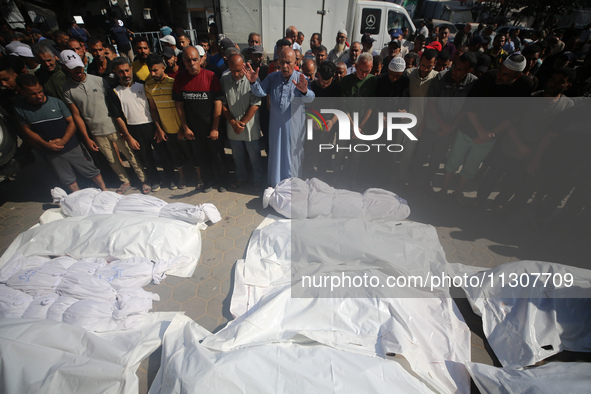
[{"xmin": 0, "ymin": 109, "xmax": 17, "ymax": 167}]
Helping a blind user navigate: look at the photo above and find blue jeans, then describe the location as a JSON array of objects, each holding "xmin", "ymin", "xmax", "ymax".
[{"xmin": 229, "ymin": 139, "xmax": 264, "ymax": 183}]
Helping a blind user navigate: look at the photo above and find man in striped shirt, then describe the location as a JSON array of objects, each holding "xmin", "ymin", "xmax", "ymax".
[
  {"xmin": 145, "ymin": 53, "xmax": 190, "ymax": 189},
  {"xmin": 14, "ymin": 73, "xmax": 107, "ymax": 192}
]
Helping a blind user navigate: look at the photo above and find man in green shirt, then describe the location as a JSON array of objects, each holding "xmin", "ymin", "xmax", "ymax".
[{"xmin": 33, "ymin": 43, "xmax": 67, "ymax": 100}]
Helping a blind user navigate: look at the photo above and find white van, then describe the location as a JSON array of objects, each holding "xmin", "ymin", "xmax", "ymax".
[{"xmin": 217, "ymin": 0, "xmax": 415, "ymax": 53}]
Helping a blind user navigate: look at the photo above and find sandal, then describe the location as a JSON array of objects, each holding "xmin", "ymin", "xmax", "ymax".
[
  {"xmin": 196, "ymin": 178, "xmax": 204, "ymax": 190},
  {"xmin": 141, "ymin": 183, "xmax": 152, "ymax": 194},
  {"xmin": 116, "ymin": 183, "xmax": 131, "ymax": 195}
]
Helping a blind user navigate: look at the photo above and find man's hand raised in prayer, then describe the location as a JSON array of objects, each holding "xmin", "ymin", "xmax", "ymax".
[
  {"xmin": 293, "ymin": 74, "xmax": 308, "ymax": 94},
  {"xmin": 242, "ymin": 63, "xmax": 259, "ymax": 84}
]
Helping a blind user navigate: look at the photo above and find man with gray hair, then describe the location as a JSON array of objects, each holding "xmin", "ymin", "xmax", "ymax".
[
  {"xmin": 220, "ymin": 53, "xmax": 264, "ymax": 190},
  {"xmin": 285, "ymin": 26, "xmax": 302, "ymax": 52},
  {"xmin": 243, "ymin": 47, "xmax": 315, "ymax": 186},
  {"xmin": 328, "ymin": 29, "xmax": 348, "ymax": 63},
  {"xmin": 33, "ymin": 43, "xmax": 66, "ymax": 99},
  {"xmin": 340, "ymin": 52, "xmax": 376, "ymax": 97}
]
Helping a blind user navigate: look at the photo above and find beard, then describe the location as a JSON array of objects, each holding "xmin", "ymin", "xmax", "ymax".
[{"xmin": 334, "ymin": 43, "xmax": 345, "ymax": 54}]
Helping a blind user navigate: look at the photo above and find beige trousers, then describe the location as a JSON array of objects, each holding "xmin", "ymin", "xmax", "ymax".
[{"xmin": 95, "ymin": 132, "xmax": 146, "ymax": 183}]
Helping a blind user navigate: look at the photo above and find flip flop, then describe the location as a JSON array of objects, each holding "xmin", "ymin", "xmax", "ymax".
[
  {"xmin": 141, "ymin": 183, "xmax": 152, "ymax": 194},
  {"xmin": 116, "ymin": 183, "xmax": 131, "ymax": 195}
]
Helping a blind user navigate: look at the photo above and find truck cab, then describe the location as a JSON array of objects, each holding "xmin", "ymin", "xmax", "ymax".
[{"xmin": 349, "ymin": 1, "xmax": 415, "ymax": 51}]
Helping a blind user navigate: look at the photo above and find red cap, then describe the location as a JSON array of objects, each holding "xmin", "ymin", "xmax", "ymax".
[{"xmin": 425, "ymin": 41, "xmax": 442, "ymax": 51}]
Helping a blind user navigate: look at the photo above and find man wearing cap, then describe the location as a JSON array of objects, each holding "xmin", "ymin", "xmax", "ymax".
[
  {"xmin": 208, "ymin": 36, "xmax": 236, "ymax": 69},
  {"xmin": 131, "ymin": 36, "xmax": 151, "ymax": 82},
  {"xmin": 243, "ymin": 47, "xmax": 315, "ymax": 187},
  {"xmin": 109, "ymin": 18, "xmax": 134, "ymax": 60},
  {"xmin": 161, "ymin": 47, "xmax": 179, "ymax": 78},
  {"xmin": 376, "ymin": 57, "xmax": 409, "ymax": 97},
  {"xmin": 60, "ymin": 49, "xmax": 149, "ymax": 195},
  {"xmin": 86, "ymin": 37, "xmax": 118, "ymax": 88},
  {"xmin": 381, "ymin": 41, "xmax": 401, "ymax": 71},
  {"xmin": 220, "ymin": 53, "xmax": 264, "ymax": 190},
  {"xmin": 10, "ymin": 45, "xmax": 39, "ymax": 73},
  {"xmin": 14, "ymin": 73, "xmax": 107, "ymax": 192},
  {"xmin": 33, "ymin": 43, "xmax": 67, "ymax": 100},
  {"xmin": 145, "ymin": 53, "xmax": 189, "ymax": 189},
  {"xmin": 248, "ymin": 45, "xmax": 269, "ymax": 81},
  {"xmin": 328, "ymin": 30, "xmax": 348, "ymax": 64},
  {"xmin": 67, "ymin": 38, "xmax": 91, "ymax": 73},
  {"xmin": 380, "ymin": 29, "xmax": 408, "ymax": 59},
  {"xmin": 174, "ymin": 46, "xmax": 228, "ymax": 192},
  {"xmin": 440, "ymin": 54, "xmax": 534, "ymax": 203},
  {"xmin": 361, "ymin": 33, "xmax": 378, "ymax": 56},
  {"xmin": 160, "ymin": 35, "xmax": 181, "ymax": 56},
  {"xmin": 241, "ymin": 33, "xmax": 269, "ymax": 66},
  {"xmin": 411, "ymin": 51, "xmax": 478, "ymax": 192}
]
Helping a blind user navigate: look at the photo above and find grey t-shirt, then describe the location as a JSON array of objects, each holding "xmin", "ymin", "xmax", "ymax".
[{"xmin": 62, "ymin": 73, "xmax": 117, "ymax": 136}]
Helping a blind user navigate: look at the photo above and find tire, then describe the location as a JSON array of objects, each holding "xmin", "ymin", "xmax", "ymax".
[{"xmin": 0, "ymin": 108, "xmax": 17, "ymax": 167}]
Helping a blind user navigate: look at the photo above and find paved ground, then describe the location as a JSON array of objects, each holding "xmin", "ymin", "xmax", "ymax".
[{"xmin": 1, "ymin": 154, "xmax": 588, "ymax": 393}]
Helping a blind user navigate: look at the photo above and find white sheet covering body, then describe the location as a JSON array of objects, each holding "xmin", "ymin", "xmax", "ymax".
[
  {"xmin": 51, "ymin": 187, "xmax": 221, "ymax": 224},
  {"xmin": 0, "ymin": 312, "xmax": 179, "ymax": 394},
  {"xmin": 0, "ymin": 214, "xmax": 203, "ymax": 278},
  {"xmin": 459, "ymin": 260, "xmax": 591, "ymax": 368},
  {"xmin": 214, "ymin": 216, "xmax": 471, "ymax": 394},
  {"xmin": 262, "ymin": 177, "xmax": 411, "ymax": 221},
  {"xmin": 466, "ymin": 362, "xmax": 591, "ymax": 394},
  {"xmin": 150, "ymin": 315, "xmax": 435, "ymax": 394}
]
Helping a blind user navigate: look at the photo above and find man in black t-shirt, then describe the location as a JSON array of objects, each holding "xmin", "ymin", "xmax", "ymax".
[{"xmin": 173, "ymin": 46, "xmax": 228, "ymax": 192}]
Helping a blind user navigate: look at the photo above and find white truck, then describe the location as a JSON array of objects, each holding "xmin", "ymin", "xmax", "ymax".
[{"xmin": 217, "ymin": 0, "xmax": 415, "ymax": 54}]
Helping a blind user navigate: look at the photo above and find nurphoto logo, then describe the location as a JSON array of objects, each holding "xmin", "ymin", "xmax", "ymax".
[{"xmin": 306, "ymin": 108, "xmax": 418, "ymax": 153}]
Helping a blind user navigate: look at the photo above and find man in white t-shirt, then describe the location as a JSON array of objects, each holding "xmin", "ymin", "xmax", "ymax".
[{"xmin": 112, "ymin": 56, "xmax": 172, "ymax": 191}]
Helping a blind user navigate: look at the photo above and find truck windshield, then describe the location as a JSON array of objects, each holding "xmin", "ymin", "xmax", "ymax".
[{"xmin": 388, "ymin": 10, "xmax": 411, "ymax": 31}]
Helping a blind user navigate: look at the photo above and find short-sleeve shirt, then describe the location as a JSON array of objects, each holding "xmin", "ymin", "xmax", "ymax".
[
  {"xmin": 62, "ymin": 74, "xmax": 117, "ymax": 136},
  {"xmin": 114, "ymin": 82, "xmax": 152, "ymax": 125},
  {"xmin": 145, "ymin": 76, "xmax": 181, "ymax": 134},
  {"xmin": 340, "ymin": 73, "xmax": 377, "ymax": 97},
  {"xmin": 172, "ymin": 68, "xmax": 222, "ymax": 134},
  {"xmin": 14, "ymin": 96, "xmax": 78, "ymax": 154},
  {"xmin": 220, "ymin": 73, "xmax": 261, "ymax": 141}
]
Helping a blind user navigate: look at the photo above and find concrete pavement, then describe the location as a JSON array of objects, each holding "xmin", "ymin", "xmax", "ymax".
[{"xmin": 1, "ymin": 155, "xmax": 588, "ymax": 392}]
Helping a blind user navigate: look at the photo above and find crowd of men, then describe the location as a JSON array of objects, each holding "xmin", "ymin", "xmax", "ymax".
[{"xmin": 0, "ymin": 20, "xmax": 589, "ymax": 225}]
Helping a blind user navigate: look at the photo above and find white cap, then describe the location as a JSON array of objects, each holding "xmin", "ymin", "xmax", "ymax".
[
  {"xmin": 59, "ymin": 50, "xmax": 85, "ymax": 69},
  {"xmin": 338, "ymin": 29, "xmax": 347, "ymax": 36},
  {"xmin": 10, "ymin": 45, "xmax": 34, "ymax": 58},
  {"xmin": 194, "ymin": 45, "xmax": 206, "ymax": 57},
  {"xmin": 160, "ymin": 35, "xmax": 176, "ymax": 45},
  {"xmin": 503, "ymin": 54, "xmax": 526, "ymax": 73},
  {"xmin": 388, "ymin": 57, "xmax": 406, "ymax": 72}
]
